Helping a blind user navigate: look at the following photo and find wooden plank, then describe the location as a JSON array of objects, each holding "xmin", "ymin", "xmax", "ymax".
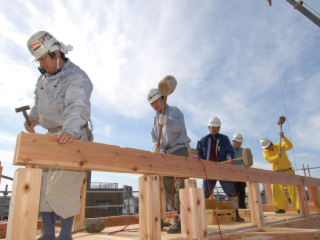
[
  {"xmin": 311, "ymin": 187, "xmax": 320, "ymax": 213},
  {"xmin": 270, "ymin": 214, "xmax": 320, "ymax": 229},
  {"xmin": 264, "ymin": 184, "xmax": 273, "ymax": 206},
  {"xmin": 247, "ymin": 182, "xmax": 265, "ymax": 228},
  {"xmin": 13, "ymin": 132, "xmax": 308, "ymax": 186},
  {"xmin": 73, "ymin": 172, "xmax": 87, "ymax": 232},
  {"xmin": 180, "ymin": 179, "xmax": 208, "ymax": 240},
  {"xmin": 139, "ymin": 174, "xmax": 160, "ymax": 240},
  {"xmin": 296, "ymin": 185, "xmax": 310, "ymax": 218},
  {"xmin": 302, "ymin": 176, "xmax": 320, "ymax": 187},
  {"xmin": 6, "ymin": 168, "xmax": 42, "ymax": 240},
  {"xmin": 159, "ymin": 176, "xmax": 167, "ymax": 221},
  {"xmin": 233, "ymin": 236, "xmax": 277, "ymax": 240}
]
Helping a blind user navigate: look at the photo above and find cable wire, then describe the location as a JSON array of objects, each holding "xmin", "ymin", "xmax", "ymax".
[
  {"xmin": 264, "ymin": 0, "xmax": 298, "ymax": 170},
  {"xmin": 303, "ymin": 1, "xmax": 320, "ymax": 17}
]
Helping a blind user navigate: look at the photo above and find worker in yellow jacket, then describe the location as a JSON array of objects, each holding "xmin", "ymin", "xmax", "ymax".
[{"xmin": 260, "ymin": 132, "xmax": 299, "ymax": 213}]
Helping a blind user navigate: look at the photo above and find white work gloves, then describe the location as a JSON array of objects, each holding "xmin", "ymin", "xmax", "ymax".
[
  {"xmin": 159, "ymin": 114, "xmax": 167, "ymax": 125},
  {"xmin": 153, "ymin": 146, "xmax": 160, "ymax": 153}
]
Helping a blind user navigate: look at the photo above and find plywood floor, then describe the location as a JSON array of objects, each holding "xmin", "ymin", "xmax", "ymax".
[{"xmin": 35, "ymin": 212, "xmax": 313, "ymax": 240}]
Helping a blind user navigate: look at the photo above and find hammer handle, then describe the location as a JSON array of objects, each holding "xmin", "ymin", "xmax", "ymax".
[
  {"xmin": 157, "ymin": 96, "xmax": 167, "ymax": 148},
  {"xmin": 23, "ymin": 111, "xmax": 31, "ymax": 126},
  {"xmin": 279, "ymin": 124, "xmax": 282, "ymax": 155}
]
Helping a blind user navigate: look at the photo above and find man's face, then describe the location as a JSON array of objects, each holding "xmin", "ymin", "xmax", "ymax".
[
  {"xmin": 233, "ymin": 140, "xmax": 242, "ymax": 149},
  {"xmin": 38, "ymin": 52, "xmax": 58, "ymax": 74},
  {"xmin": 209, "ymin": 126, "xmax": 220, "ymax": 135},
  {"xmin": 151, "ymin": 98, "xmax": 163, "ymax": 112},
  {"xmin": 266, "ymin": 144, "xmax": 274, "ymax": 151}
]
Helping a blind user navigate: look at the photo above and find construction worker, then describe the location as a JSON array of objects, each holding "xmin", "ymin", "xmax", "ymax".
[
  {"xmin": 261, "ymin": 132, "xmax": 299, "ymax": 214},
  {"xmin": 232, "ymin": 133, "xmax": 247, "ymax": 209},
  {"xmin": 148, "ymin": 88, "xmax": 191, "ymax": 234},
  {"xmin": 198, "ymin": 117, "xmax": 245, "ymax": 222},
  {"xmin": 26, "ymin": 31, "xmax": 93, "ymax": 240}
]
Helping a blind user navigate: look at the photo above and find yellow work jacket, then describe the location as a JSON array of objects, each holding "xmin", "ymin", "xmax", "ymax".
[{"xmin": 263, "ymin": 137, "xmax": 293, "ymax": 171}]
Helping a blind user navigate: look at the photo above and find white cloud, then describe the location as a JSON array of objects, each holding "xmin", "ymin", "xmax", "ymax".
[{"xmin": 0, "ymin": 150, "xmax": 14, "ymax": 163}]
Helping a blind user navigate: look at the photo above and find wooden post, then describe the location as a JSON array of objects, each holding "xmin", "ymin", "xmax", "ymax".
[
  {"xmin": 139, "ymin": 174, "xmax": 161, "ymax": 240},
  {"xmin": 6, "ymin": 168, "xmax": 42, "ymax": 240},
  {"xmin": 307, "ymin": 186, "xmax": 314, "ymax": 204},
  {"xmin": 180, "ymin": 179, "xmax": 208, "ymax": 240},
  {"xmin": 265, "ymin": 183, "xmax": 273, "ymax": 205},
  {"xmin": 311, "ymin": 186, "xmax": 320, "ymax": 213},
  {"xmin": 296, "ymin": 185, "xmax": 310, "ymax": 218},
  {"xmin": 159, "ymin": 176, "xmax": 167, "ymax": 221},
  {"xmin": 247, "ymin": 182, "xmax": 265, "ymax": 228},
  {"xmin": 72, "ymin": 172, "xmax": 88, "ymax": 231}
]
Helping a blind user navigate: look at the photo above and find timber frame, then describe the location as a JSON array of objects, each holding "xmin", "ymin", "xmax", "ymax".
[{"xmin": 5, "ymin": 132, "xmax": 320, "ymax": 239}]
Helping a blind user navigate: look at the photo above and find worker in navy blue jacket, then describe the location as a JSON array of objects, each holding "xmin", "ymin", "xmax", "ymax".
[{"xmin": 198, "ymin": 117, "xmax": 244, "ymax": 222}]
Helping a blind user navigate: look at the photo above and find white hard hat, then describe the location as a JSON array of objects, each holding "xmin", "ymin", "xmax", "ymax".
[
  {"xmin": 233, "ymin": 133, "xmax": 244, "ymax": 142},
  {"xmin": 27, "ymin": 31, "xmax": 57, "ymax": 62},
  {"xmin": 260, "ymin": 138, "xmax": 271, "ymax": 148},
  {"xmin": 147, "ymin": 88, "xmax": 163, "ymax": 104},
  {"xmin": 208, "ymin": 117, "xmax": 221, "ymax": 127}
]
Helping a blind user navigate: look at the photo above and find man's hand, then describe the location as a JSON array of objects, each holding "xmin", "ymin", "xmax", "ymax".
[
  {"xmin": 226, "ymin": 158, "xmax": 234, "ymax": 164},
  {"xmin": 57, "ymin": 132, "xmax": 74, "ymax": 144},
  {"xmin": 159, "ymin": 115, "xmax": 167, "ymax": 125},
  {"xmin": 24, "ymin": 120, "xmax": 37, "ymax": 133},
  {"xmin": 279, "ymin": 132, "xmax": 284, "ymax": 138},
  {"xmin": 153, "ymin": 146, "xmax": 160, "ymax": 153},
  {"xmin": 278, "ymin": 152, "xmax": 282, "ymax": 158}
]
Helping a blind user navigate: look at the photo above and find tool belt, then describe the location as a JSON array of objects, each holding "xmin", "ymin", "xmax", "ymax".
[
  {"xmin": 275, "ymin": 167, "xmax": 293, "ymax": 173},
  {"xmin": 165, "ymin": 143, "xmax": 186, "ymax": 150},
  {"xmin": 48, "ymin": 126, "xmax": 63, "ymax": 132}
]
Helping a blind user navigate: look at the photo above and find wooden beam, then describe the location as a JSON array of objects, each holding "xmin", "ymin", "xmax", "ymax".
[
  {"xmin": 264, "ymin": 184, "xmax": 273, "ymax": 205},
  {"xmin": 180, "ymin": 179, "xmax": 208, "ymax": 240},
  {"xmin": 232, "ymin": 236, "xmax": 277, "ymax": 240},
  {"xmin": 270, "ymin": 214, "xmax": 320, "ymax": 229},
  {"xmin": 72, "ymin": 172, "xmax": 87, "ymax": 232},
  {"xmin": 311, "ymin": 187, "xmax": 320, "ymax": 213},
  {"xmin": 302, "ymin": 176, "xmax": 320, "ymax": 187},
  {"xmin": 13, "ymin": 132, "xmax": 309, "ymax": 186},
  {"xmin": 159, "ymin": 176, "xmax": 167, "ymax": 221},
  {"xmin": 262, "ymin": 203, "xmax": 320, "ymax": 213},
  {"xmin": 296, "ymin": 185, "xmax": 310, "ymax": 218},
  {"xmin": 247, "ymin": 182, "xmax": 265, "ymax": 228},
  {"xmin": 139, "ymin": 174, "xmax": 160, "ymax": 240},
  {"xmin": 6, "ymin": 168, "xmax": 42, "ymax": 240}
]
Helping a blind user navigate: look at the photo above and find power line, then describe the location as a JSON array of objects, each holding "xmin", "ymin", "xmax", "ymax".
[
  {"xmin": 303, "ymin": 1, "xmax": 320, "ymax": 17},
  {"xmin": 264, "ymin": 0, "xmax": 297, "ymax": 170}
]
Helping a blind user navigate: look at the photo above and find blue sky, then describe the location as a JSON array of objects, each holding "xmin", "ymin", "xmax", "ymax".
[{"xmin": 1, "ymin": 0, "xmax": 320, "ymax": 192}]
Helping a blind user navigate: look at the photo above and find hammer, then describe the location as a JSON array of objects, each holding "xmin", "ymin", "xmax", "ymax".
[
  {"xmin": 277, "ymin": 116, "xmax": 286, "ymax": 157},
  {"xmin": 157, "ymin": 75, "xmax": 177, "ymax": 148},
  {"xmin": 72, "ymin": 218, "xmax": 105, "ymax": 234},
  {"xmin": 15, "ymin": 105, "xmax": 31, "ymax": 126},
  {"xmin": 222, "ymin": 148, "xmax": 253, "ymax": 167}
]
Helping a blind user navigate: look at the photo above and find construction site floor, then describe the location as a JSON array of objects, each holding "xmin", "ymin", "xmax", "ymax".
[{"xmin": 35, "ymin": 212, "xmax": 317, "ymax": 240}]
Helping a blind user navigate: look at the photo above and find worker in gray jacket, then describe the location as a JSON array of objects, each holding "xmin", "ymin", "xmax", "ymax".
[
  {"xmin": 148, "ymin": 88, "xmax": 191, "ymax": 234},
  {"xmin": 26, "ymin": 31, "xmax": 93, "ymax": 240}
]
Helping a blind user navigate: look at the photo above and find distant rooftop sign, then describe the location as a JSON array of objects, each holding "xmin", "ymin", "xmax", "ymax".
[{"xmin": 90, "ymin": 182, "xmax": 118, "ymax": 189}]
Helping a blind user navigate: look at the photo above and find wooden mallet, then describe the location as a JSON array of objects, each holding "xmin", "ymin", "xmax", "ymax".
[
  {"xmin": 277, "ymin": 116, "xmax": 286, "ymax": 156},
  {"xmin": 157, "ymin": 75, "xmax": 177, "ymax": 148},
  {"xmin": 72, "ymin": 218, "xmax": 106, "ymax": 234},
  {"xmin": 15, "ymin": 105, "xmax": 31, "ymax": 126},
  {"xmin": 222, "ymin": 148, "xmax": 253, "ymax": 167}
]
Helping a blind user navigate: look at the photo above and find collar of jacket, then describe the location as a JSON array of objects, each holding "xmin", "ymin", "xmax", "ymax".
[{"xmin": 44, "ymin": 59, "xmax": 70, "ymax": 79}]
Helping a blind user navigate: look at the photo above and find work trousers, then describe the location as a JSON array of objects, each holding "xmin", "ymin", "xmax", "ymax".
[
  {"xmin": 203, "ymin": 179, "xmax": 237, "ymax": 199},
  {"xmin": 234, "ymin": 181, "xmax": 247, "ymax": 209},
  {"xmin": 162, "ymin": 147, "xmax": 188, "ymax": 212},
  {"xmin": 271, "ymin": 170, "xmax": 299, "ymax": 210}
]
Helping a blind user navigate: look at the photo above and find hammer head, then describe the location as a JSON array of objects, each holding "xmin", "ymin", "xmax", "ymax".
[
  {"xmin": 84, "ymin": 218, "xmax": 105, "ymax": 233},
  {"xmin": 15, "ymin": 105, "xmax": 30, "ymax": 113},
  {"xmin": 158, "ymin": 75, "xmax": 177, "ymax": 96},
  {"xmin": 277, "ymin": 116, "xmax": 286, "ymax": 125},
  {"xmin": 242, "ymin": 148, "xmax": 253, "ymax": 167}
]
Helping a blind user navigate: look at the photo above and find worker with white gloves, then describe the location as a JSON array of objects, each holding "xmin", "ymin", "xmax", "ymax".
[
  {"xmin": 148, "ymin": 88, "xmax": 191, "ymax": 234},
  {"xmin": 261, "ymin": 132, "xmax": 299, "ymax": 214},
  {"xmin": 232, "ymin": 133, "xmax": 247, "ymax": 209},
  {"xmin": 197, "ymin": 117, "xmax": 245, "ymax": 222},
  {"xmin": 26, "ymin": 31, "xmax": 93, "ymax": 240}
]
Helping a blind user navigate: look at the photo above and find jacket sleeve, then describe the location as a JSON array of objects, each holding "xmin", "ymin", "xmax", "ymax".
[
  {"xmin": 225, "ymin": 137, "xmax": 235, "ymax": 159},
  {"xmin": 263, "ymin": 150, "xmax": 279, "ymax": 164},
  {"xmin": 282, "ymin": 136, "xmax": 293, "ymax": 151},
  {"xmin": 165, "ymin": 108, "xmax": 186, "ymax": 134},
  {"xmin": 197, "ymin": 139, "xmax": 205, "ymax": 160},
  {"xmin": 62, "ymin": 75, "xmax": 93, "ymax": 138},
  {"xmin": 28, "ymin": 78, "xmax": 41, "ymax": 124}
]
